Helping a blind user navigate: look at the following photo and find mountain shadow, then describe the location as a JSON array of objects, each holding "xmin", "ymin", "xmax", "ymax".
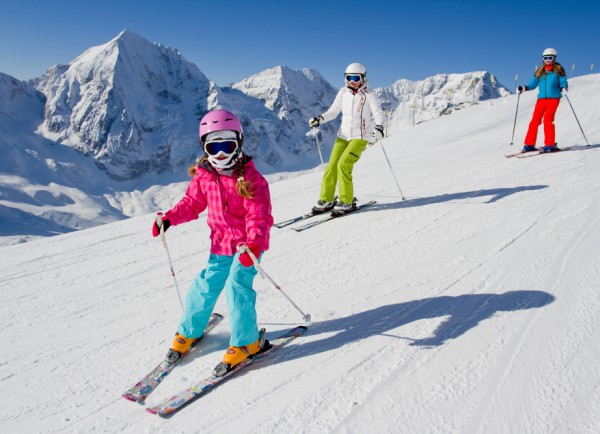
[{"xmin": 275, "ymin": 290, "xmax": 554, "ymax": 361}]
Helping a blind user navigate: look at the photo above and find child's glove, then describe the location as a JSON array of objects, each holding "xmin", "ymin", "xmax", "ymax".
[
  {"xmin": 517, "ymin": 85, "xmax": 525, "ymax": 94},
  {"xmin": 239, "ymin": 242, "xmax": 261, "ymax": 267},
  {"xmin": 152, "ymin": 214, "xmax": 171, "ymax": 237}
]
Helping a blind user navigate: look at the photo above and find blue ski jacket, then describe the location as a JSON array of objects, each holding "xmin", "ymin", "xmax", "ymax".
[{"xmin": 526, "ymin": 63, "xmax": 568, "ymax": 99}]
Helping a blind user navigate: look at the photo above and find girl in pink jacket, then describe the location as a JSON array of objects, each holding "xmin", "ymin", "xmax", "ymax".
[{"xmin": 152, "ymin": 110, "xmax": 274, "ymax": 374}]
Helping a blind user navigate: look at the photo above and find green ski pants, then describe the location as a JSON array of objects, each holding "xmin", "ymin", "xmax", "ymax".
[{"xmin": 320, "ymin": 137, "xmax": 369, "ymax": 204}]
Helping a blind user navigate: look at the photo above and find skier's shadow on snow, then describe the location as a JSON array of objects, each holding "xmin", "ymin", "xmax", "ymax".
[
  {"xmin": 279, "ymin": 291, "xmax": 554, "ymax": 360},
  {"xmin": 366, "ymin": 185, "xmax": 548, "ymax": 212}
]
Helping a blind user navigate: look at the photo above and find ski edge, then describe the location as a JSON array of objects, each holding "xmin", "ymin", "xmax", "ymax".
[
  {"xmin": 275, "ymin": 197, "xmax": 340, "ymax": 228},
  {"xmin": 516, "ymin": 145, "xmax": 574, "ymax": 158},
  {"xmin": 274, "ymin": 212, "xmax": 322, "ymax": 229},
  {"xmin": 291, "ymin": 201, "xmax": 377, "ymax": 232}
]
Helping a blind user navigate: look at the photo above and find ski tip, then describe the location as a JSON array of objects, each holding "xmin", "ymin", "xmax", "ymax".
[
  {"xmin": 122, "ymin": 393, "xmax": 147, "ymax": 404},
  {"xmin": 122, "ymin": 394, "xmax": 137, "ymax": 402},
  {"xmin": 212, "ymin": 312, "xmax": 224, "ymax": 319},
  {"xmin": 288, "ymin": 325, "xmax": 308, "ymax": 334},
  {"xmin": 146, "ymin": 408, "xmax": 158, "ymax": 415}
]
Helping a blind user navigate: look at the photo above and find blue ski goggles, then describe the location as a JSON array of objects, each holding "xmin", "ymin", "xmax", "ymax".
[
  {"xmin": 204, "ymin": 139, "xmax": 238, "ymax": 156},
  {"xmin": 345, "ymin": 74, "xmax": 362, "ymax": 83},
  {"xmin": 543, "ymin": 56, "xmax": 555, "ymax": 61}
]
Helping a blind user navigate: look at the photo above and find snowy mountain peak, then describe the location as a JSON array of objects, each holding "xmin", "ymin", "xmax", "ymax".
[
  {"xmin": 228, "ymin": 65, "xmax": 339, "ymax": 168},
  {"xmin": 34, "ymin": 30, "xmax": 211, "ymax": 180},
  {"xmin": 0, "ymin": 72, "xmax": 45, "ymax": 119},
  {"xmin": 377, "ymin": 71, "xmax": 511, "ymax": 132},
  {"xmin": 232, "ymin": 65, "xmax": 335, "ymax": 117}
]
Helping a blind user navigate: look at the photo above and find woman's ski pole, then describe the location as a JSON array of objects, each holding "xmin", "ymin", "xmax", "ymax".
[
  {"xmin": 379, "ymin": 140, "xmax": 406, "ymax": 200},
  {"xmin": 564, "ymin": 93, "xmax": 590, "ymax": 146},
  {"xmin": 314, "ymin": 129, "xmax": 324, "ymax": 165},
  {"xmin": 156, "ymin": 214, "xmax": 185, "ymax": 312},
  {"xmin": 238, "ymin": 244, "xmax": 311, "ymax": 322},
  {"xmin": 510, "ymin": 92, "xmax": 521, "ymax": 145}
]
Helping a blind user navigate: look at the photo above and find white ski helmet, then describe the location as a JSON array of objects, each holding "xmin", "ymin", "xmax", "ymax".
[
  {"xmin": 344, "ymin": 62, "xmax": 367, "ymax": 85},
  {"xmin": 542, "ymin": 47, "xmax": 557, "ymax": 58}
]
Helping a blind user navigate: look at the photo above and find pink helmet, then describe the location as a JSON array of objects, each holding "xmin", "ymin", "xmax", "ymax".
[{"xmin": 199, "ymin": 110, "xmax": 244, "ymax": 145}]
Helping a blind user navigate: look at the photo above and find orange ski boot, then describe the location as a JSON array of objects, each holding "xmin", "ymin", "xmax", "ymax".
[
  {"xmin": 165, "ymin": 332, "xmax": 197, "ymax": 364},
  {"xmin": 213, "ymin": 329, "xmax": 269, "ymax": 376}
]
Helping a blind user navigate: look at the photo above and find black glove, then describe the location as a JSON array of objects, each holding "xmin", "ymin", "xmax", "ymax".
[
  {"xmin": 309, "ymin": 115, "xmax": 324, "ymax": 128},
  {"xmin": 372, "ymin": 125, "xmax": 384, "ymax": 142},
  {"xmin": 517, "ymin": 85, "xmax": 525, "ymax": 94}
]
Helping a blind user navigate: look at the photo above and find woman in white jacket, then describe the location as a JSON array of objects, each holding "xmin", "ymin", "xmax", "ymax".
[{"xmin": 309, "ymin": 62, "xmax": 385, "ymax": 213}]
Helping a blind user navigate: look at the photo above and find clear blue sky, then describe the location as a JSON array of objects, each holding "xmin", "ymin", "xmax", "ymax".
[{"xmin": 1, "ymin": 0, "xmax": 598, "ymax": 90}]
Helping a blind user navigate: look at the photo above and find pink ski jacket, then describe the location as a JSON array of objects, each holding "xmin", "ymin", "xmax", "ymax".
[{"xmin": 165, "ymin": 158, "xmax": 273, "ymax": 256}]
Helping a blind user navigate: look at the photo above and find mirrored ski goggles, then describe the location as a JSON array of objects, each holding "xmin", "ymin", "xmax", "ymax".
[
  {"xmin": 204, "ymin": 139, "xmax": 238, "ymax": 156},
  {"xmin": 345, "ymin": 74, "xmax": 362, "ymax": 82},
  {"xmin": 543, "ymin": 56, "xmax": 555, "ymax": 61}
]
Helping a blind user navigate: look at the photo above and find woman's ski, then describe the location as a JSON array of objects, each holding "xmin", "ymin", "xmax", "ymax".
[{"xmin": 291, "ymin": 201, "xmax": 377, "ymax": 232}]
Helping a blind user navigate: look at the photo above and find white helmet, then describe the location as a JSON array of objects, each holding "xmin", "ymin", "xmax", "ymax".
[
  {"xmin": 542, "ymin": 47, "xmax": 557, "ymax": 57},
  {"xmin": 344, "ymin": 62, "xmax": 367, "ymax": 86},
  {"xmin": 345, "ymin": 62, "xmax": 366, "ymax": 75}
]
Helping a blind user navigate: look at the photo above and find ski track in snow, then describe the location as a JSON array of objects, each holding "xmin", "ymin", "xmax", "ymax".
[{"xmin": 1, "ymin": 75, "xmax": 600, "ymax": 433}]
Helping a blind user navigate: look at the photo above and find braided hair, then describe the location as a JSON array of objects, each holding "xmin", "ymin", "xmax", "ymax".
[{"xmin": 234, "ymin": 157, "xmax": 253, "ymax": 199}]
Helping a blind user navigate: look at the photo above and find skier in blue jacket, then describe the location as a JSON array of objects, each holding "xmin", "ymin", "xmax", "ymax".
[{"xmin": 517, "ymin": 48, "xmax": 568, "ymax": 153}]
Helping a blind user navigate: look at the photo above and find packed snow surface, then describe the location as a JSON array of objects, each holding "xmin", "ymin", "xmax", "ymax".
[{"xmin": 1, "ymin": 75, "xmax": 599, "ymax": 433}]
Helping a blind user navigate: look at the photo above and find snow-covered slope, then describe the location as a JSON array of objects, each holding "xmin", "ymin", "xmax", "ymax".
[{"xmin": 1, "ymin": 75, "xmax": 598, "ymax": 433}]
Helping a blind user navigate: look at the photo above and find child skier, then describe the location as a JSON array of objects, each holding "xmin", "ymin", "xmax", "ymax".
[
  {"xmin": 517, "ymin": 48, "xmax": 568, "ymax": 153},
  {"xmin": 151, "ymin": 109, "xmax": 274, "ymax": 375},
  {"xmin": 309, "ymin": 62, "xmax": 385, "ymax": 213}
]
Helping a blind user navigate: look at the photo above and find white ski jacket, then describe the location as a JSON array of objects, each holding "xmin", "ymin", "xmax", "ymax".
[{"xmin": 320, "ymin": 85, "xmax": 385, "ymax": 141}]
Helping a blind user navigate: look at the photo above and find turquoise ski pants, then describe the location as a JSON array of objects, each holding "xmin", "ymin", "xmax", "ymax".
[
  {"xmin": 178, "ymin": 253, "xmax": 261, "ymax": 346},
  {"xmin": 320, "ymin": 138, "xmax": 369, "ymax": 204}
]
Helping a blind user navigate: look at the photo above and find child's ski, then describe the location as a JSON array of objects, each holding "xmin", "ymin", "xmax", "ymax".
[
  {"xmin": 122, "ymin": 313, "xmax": 224, "ymax": 404},
  {"xmin": 146, "ymin": 325, "xmax": 307, "ymax": 417}
]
